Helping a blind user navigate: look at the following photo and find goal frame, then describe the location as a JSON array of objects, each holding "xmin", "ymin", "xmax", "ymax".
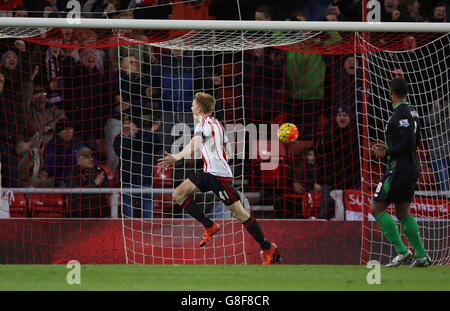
[
  {"xmin": 0, "ymin": 18, "xmax": 450, "ymax": 33},
  {"xmin": 1, "ymin": 17, "xmax": 449, "ymax": 265}
]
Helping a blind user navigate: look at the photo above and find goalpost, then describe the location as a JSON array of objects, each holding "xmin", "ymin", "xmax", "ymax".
[{"xmin": 0, "ymin": 16, "xmax": 449, "ymax": 265}]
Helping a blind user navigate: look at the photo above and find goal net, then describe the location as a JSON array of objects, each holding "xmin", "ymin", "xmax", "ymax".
[
  {"xmin": 0, "ymin": 15, "xmax": 448, "ymax": 265},
  {"xmin": 357, "ymin": 32, "xmax": 450, "ymax": 265}
]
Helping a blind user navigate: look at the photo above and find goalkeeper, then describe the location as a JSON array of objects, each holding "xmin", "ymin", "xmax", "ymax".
[{"xmin": 371, "ymin": 77, "xmax": 431, "ymax": 267}]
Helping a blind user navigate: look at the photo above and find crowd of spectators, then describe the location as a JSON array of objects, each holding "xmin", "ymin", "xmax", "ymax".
[{"xmin": 0, "ymin": 0, "xmax": 448, "ymax": 219}]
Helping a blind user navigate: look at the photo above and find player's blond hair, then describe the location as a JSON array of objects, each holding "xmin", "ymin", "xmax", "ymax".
[{"xmin": 194, "ymin": 92, "xmax": 215, "ymax": 114}]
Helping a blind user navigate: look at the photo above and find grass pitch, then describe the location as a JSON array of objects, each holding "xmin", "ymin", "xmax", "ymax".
[{"xmin": 0, "ymin": 265, "xmax": 449, "ymax": 291}]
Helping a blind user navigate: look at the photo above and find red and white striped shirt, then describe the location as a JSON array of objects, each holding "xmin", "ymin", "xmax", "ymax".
[{"xmin": 194, "ymin": 115, "xmax": 232, "ymax": 178}]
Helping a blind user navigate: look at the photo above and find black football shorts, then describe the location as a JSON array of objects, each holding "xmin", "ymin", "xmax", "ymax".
[
  {"xmin": 373, "ymin": 171, "xmax": 417, "ymax": 205},
  {"xmin": 188, "ymin": 171, "xmax": 241, "ymax": 206}
]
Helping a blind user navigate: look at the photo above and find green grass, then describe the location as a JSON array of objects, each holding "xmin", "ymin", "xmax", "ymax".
[{"xmin": 0, "ymin": 265, "xmax": 449, "ymax": 291}]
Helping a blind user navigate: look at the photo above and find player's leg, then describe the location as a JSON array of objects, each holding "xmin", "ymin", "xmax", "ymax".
[
  {"xmin": 395, "ymin": 202, "xmax": 431, "ymax": 267},
  {"xmin": 371, "ymin": 200, "xmax": 408, "ymax": 255},
  {"xmin": 371, "ymin": 178, "xmax": 409, "ymax": 266},
  {"xmin": 227, "ymin": 200, "xmax": 271, "ymax": 249},
  {"xmin": 218, "ymin": 182, "xmax": 280, "ymax": 264},
  {"xmin": 173, "ymin": 177, "xmax": 215, "ymax": 229}
]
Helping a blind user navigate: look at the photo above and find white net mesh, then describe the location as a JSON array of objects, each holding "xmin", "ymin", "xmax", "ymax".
[
  {"xmin": 116, "ymin": 41, "xmax": 250, "ymax": 264},
  {"xmin": 357, "ymin": 33, "xmax": 450, "ymax": 265}
]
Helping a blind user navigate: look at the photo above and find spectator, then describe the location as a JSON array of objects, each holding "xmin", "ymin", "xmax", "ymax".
[
  {"xmin": 427, "ymin": 2, "xmax": 446, "ymax": 22},
  {"xmin": 47, "ymin": 0, "xmax": 65, "ymax": 15},
  {"xmin": 63, "ymin": 48, "xmax": 112, "ymax": 151},
  {"xmin": 332, "ymin": 0, "xmax": 362, "ymax": 21},
  {"xmin": 82, "ymin": 0, "xmax": 119, "ymax": 18},
  {"xmin": 314, "ymin": 104, "xmax": 361, "ymax": 219},
  {"xmin": 24, "ymin": 86, "xmax": 66, "ymax": 147},
  {"xmin": 400, "ymin": 0, "xmax": 424, "ymax": 22},
  {"xmin": 105, "ymin": 55, "xmax": 152, "ymax": 173},
  {"xmin": 329, "ymin": 55, "xmax": 362, "ymax": 118},
  {"xmin": 107, "ymin": 11, "xmax": 157, "ymax": 73},
  {"xmin": 17, "ymin": 127, "xmax": 54, "ymax": 187},
  {"xmin": 151, "ymin": 49, "xmax": 213, "ymax": 147},
  {"xmin": 242, "ymin": 4, "xmax": 284, "ymax": 124},
  {"xmin": 68, "ymin": 146, "xmax": 112, "ymax": 218},
  {"xmin": 254, "ymin": 4, "xmax": 272, "ymax": 21},
  {"xmin": 283, "ymin": 147, "xmax": 320, "ymax": 219},
  {"xmin": 170, "ymin": 0, "xmax": 212, "ymax": 20},
  {"xmin": 291, "ymin": 0, "xmax": 333, "ymax": 21},
  {"xmin": 291, "ymin": 148, "xmax": 319, "ymax": 196},
  {"xmin": 381, "ymin": 0, "xmax": 399, "ymax": 21},
  {"xmin": 73, "ymin": 30, "xmax": 106, "ymax": 72},
  {"xmin": 283, "ymin": 9, "xmax": 342, "ymax": 140},
  {"xmin": 33, "ymin": 30, "xmax": 74, "ymax": 109},
  {"xmin": 210, "ymin": 53, "xmax": 239, "ymax": 124},
  {"xmin": 43, "ymin": 0, "xmax": 65, "ymax": 18},
  {"xmin": 1, "ymin": 48, "xmax": 38, "ymax": 138},
  {"xmin": 61, "ymin": 28, "xmax": 79, "ymax": 59},
  {"xmin": 129, "ymin": 0, "xmax": 171, "ymax": 19},
  {"xmin": 0, "ymin": 72, "xmax": 19, "ymax": 187},
  {"xmin": 0, "ymin": 0, "xmax": 22, "ymax": 17},
  {"xmin": 243, "ymin": 47, "xmax": 284, "ymax": 124},
  {"xmin": 395, "ymin": 35, "xmax": 431, "ymax": 107},
  {"xmin": 44, "ymin": 119, "xmax": 84, "ymax": 187},
  {"xmin": 0, "ymin": 72, "xmax": 16, "ymax": 145},
  {"xmin": 167, "ymin": 0, "xmax": 214, "ymax": 38},
  {"xmin": 22, "ymin": 0, "xmax": 66, "ymax": 17},
  {"xmin": 12, "ymin": 5, "xmax": 28, "ymax": 17},
  {"xmin": 324, "ymin": 3, "xmax": 349, "ymax": 21},
  {"xmin": 113, "ymin": 117, "xmax": 162, "ymax": 218},
  {"xmin": 424, "ymin": 99, "xmax": 450, "ymax": 192}
]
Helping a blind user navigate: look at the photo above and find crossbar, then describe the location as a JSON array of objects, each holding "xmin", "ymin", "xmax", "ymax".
[{"xmin": 0, "ymin": 18, "xmax": 450, "ymax": 32}]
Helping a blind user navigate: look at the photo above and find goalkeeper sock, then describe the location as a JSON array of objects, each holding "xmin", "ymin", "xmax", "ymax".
[
  {"xmin": 375, "ymin": 211, "xmax": 408, "ymax": 255},
  {"xmin": 181, "ymin": 197, "xmax": 214, "ymax": 228},
  {"xmin": 400, "ymin": 215, "xmax": 427, "ymax": 258},
  {"xmin": 243, "ymin": 216, "xmax": 271, "ymax": 250}
]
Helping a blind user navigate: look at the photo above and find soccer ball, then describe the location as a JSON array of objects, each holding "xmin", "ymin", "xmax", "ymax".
[{"xmin": 278, "ymin": 123, "xmax": 299, "ymax": 143}]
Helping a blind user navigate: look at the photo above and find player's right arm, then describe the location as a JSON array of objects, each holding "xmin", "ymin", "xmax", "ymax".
[{"xmin": 157, "ymin": 135, "xmax": 203, "ymax": 168}]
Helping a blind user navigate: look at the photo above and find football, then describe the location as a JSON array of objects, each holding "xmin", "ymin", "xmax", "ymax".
[{"xmin": 278, "ymin": 123, "xmax": 299, "ymax": 143}]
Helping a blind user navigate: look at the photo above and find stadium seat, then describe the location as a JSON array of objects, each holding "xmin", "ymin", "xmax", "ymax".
[
  {"xmin": 153, "ymin": 166, "xmax": 173, "ymax": 188},
  {"xmin": 29, "ymin": 193, "xmax": 67, "ymax": 218},
  {"xmin": 301, "ymin": 192, "xmax": 322, "ymax": 218},
  {"xmin": 8, "ymin": 192, "xmax": 27, "ymax": 217}
]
